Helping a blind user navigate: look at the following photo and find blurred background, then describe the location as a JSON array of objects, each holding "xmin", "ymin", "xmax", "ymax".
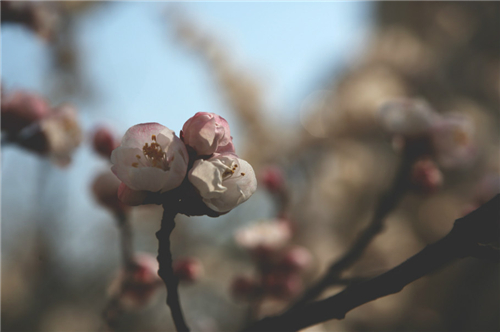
[{"xmin": 1, "ymin": 2, "xmax": 499, "ymax": 332}]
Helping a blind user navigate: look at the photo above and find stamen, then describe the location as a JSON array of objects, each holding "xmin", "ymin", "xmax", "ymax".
[
  {"xmin": 132, "ymin": 162, "xmax": 139, "ymax": 168},
  {"xmin": 241, "ymin": 172, "xmax": 245, "ymax": 176},
  {"xmin": 136, "ymin": 155, "xmax": 141, "ymax": 159},
  {"xmin": 151, "ymin": 135, "xmax": 157, "ymax": 141},
  {"xmin": 142, "ymin": 135, "xmax": 169, "ymax": 170}
]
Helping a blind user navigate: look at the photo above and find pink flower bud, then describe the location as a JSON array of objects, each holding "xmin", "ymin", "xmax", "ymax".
[
  {"xmin": 108, "ymin": 253, "xmax": 162, "ymax": 310},
  {"xmin": 111, "ymin": 123, "xmax": 189, "ymax": 193},
  {"xmin": 92, "ymin": 126, "xmax": 118, "ymax": 160},
  {"xmin": 1, "ymin": 91, "xmax": 50, "ymax": 133},
  {"xmin": 92, "ymin": 171, "xmax": 127, "ymax": 214},
  {"xmin": 117, "ymin": 183, "xmax": 147, "ymax": 206},
  {"xmin": 231, "ymin": 276, "xmax": 259, "ymax": 300},
  {"xmin": 280, "ymin": 246, "xmax": 312, "ymax": 272},
  {"xmin": 410, "ymin": 157, "xmax": 443, "ymax": 193},
  {"xmin": 262, "ymin": 272, "xmax": 302, "ymax": 299},
  {"xmin": 188, "ymin": 153, "xmax": 257, "ymax": 212},
  {"xmin": 181, "ymin": 112, "xmax": 235, "ymax": 155},
  {"xmin": 260, "ymin": 165, "xmax": 286, "ymax": 193},
  {"xmin": 173, "ymin": 258, "xmax": 204, "ymax": 283}
]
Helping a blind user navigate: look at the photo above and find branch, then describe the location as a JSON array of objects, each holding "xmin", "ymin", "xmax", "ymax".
[
  {"xmin": 288, "ymin": 145, "xmax": 417, "ymax": 309},
  {"xmin": 243, "ymin": 194, "xmax": 500, "ymax": 332},
  {"xmin": 157, "ymin": 203, "xmax": 190, "ymax": 332}
]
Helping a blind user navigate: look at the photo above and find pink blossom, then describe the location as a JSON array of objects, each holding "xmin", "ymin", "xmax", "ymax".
[
  {"xmin": 111, "ymin": 123, "xmax": 189, "ymax": 193},
  {"xmin": 1, "ymin": 91, "xmax": 50, "ymax": 133},
  {"xmin": 181, "ymin": 112, "xmax": 235, "ymax": 155},
  {"xmin": 260, "ymin": 165, "xmax": 286, "ymax": 193},
  {"xmin": 280, "ymin": 246, "xmax": 313, "ymax": 272},
  {"xmin": 92, "ymin": 171, "xmax": 127, "ymax": 214},
  {"xmin": 430, "ymin": 114, "xmax": 477, "ymax": 169},
  {"xmin": 188, "ymin": 153, "xmax": 257, "ymax": 212},
  {"xmin": 173, "ymin": 258, "xmax": 204, "ymax": 283},
  {"xmin": 117, "ymin": 183, "xmax": 148, "ymax": 206},
  {"xmin": 92, "ymin": 126, "xmax": 118, "ymax": 160},
  {"xmin": 410, "ymin": 157, "xmax": 443, "ymax": 193},
  {"xmin": 235, "ymin": 219, "xmax": 292, "ymax": 251}
]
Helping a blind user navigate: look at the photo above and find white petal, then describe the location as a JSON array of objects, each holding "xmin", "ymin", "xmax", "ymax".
[{"xmin": 189, "ymin": 159, "xmax": 227, "ymax": 199}]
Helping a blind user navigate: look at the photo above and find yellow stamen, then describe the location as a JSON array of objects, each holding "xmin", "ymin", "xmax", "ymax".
[{"xmin": 132, "ymin": 162, "xmax": 139, "ymax": 168}]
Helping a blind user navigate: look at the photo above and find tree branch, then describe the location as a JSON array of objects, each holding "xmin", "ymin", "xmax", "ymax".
[
  {"xmin": 157, "ymin": 203, "xmax": 190, "ymax": 332},
  {"xmin": 288, "ymin": 145, "xmax": 417, "ymax": 310},
  {"xmin": 244, "ymin": 194, "xmax": 500, "ymax": 332}
]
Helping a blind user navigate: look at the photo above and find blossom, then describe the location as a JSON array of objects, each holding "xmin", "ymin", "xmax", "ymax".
[
  {"xmin": 188, "ymin": 153, "xmax": 257, "ymax": 212},
  {"xmin": 111, "ymin": 123, "xmax": 189, "ymax": 193},
  {"xmin": 181, "ymin": 112, "xmax": 235, "ymax": 155},
  {"xmin": 173, "ymin": 258, "xmax": 204, "ymax": 283},
  {"xmin": 117, "ymin": 183, "xmax": 148, "ymax": 206},
  {"xmin": 39, "ymin": 104, "xmax": 82, "ymax": 166},
  {"xmin": 410, "ymin": 157, "xmax": 443, "ymax": 193},
  {"xmin": 235, "ymin": 219, "xmax": 292, "ymax": 251},
  {"xmin": 92, "ymin": 171, "xmax": 126, "ymax": 214},
  {"xmin": 92, "ymin": 126, "xmax": 118, "ymax": 160},
  {"xmin": 430, "ymin": 114, "xmax": 476, "ymax": 168},
  {"xmin": 378, "ymin": 98, "xmax": 439, "ymax": 136},
  {"xmin": 1, "ymin": 90, "xmax": 50, "ymax": 134}
]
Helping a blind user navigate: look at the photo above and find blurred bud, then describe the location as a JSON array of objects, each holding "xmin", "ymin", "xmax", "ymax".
[
  {"xmin": 280, "ymin": 246, "xmax": 312, "ymax": 272},
  {"xmin": 92, "ymin": 171, "xmax": 127, "ymax": 214},
  {"xmin": 1, "ymin": 91, "xmax": 50, "ymax": 134},
  {"xmin": 231, "ymin": 276, "xmax": 259, "ymax": 301},
  {"xmin": 260, "ymin": 165, "xmax": 286, "ymax": 193},
  {"xmin": 173, "ymin": 258, "xmax": 204, "ymax": 283},
  {"xmin": 92, "ymin": 126, "xmax": 118, "ymax": 160},
  {"xmin": 410, "ymin": 157, "xmax": 443, "ymax": 193},
  {"xmin": 235, "ymin": 219, "xmax": 292, "ymax": 253},
  {"xmin": 181, "ymin": 112, "xmax": 235, "ymax": 155},
  {"xmin": 379, "ymin": 98, "xmax": 438, "ymax": 137},
  {"xmin": 109, "ymin": 253, "xmax": 162, "ymax": 310},
  {"xmin": 262, "ymin": 272, "xmax": 302, "ymax": 299},
  {"xmin": 117, "ymin": 183, "xmax": 148, "ymax": 206},
  {"xmin": 431, "ymin": 114, "xmax": 477, "ymax": 169}
]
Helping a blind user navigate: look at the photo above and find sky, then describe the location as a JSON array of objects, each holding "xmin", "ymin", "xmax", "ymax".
[{"xmin": 1, "ymin": 2, "xmax": 375, "ymax": 271}]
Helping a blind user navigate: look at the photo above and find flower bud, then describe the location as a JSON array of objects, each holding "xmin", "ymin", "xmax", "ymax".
[
  {"xmin": 181, "ymin": 112, "xmax": 234, "ymax": 155},
  {"xmin": 92, "ymin": 171, "xmax": 127, "ymax": 214},
  {"xmin": 231, "ymin": 276, "xmax": 259, "ymax": 301},
  {"xmin": 173, "ymin": 258, "xmax": 204, "ymax": 283},
  {"xmin": 410, "ymin": 157, "xmax": 443, "ymax": 193},
  {"xmin": 92, "ymin": 126, "xmax": 118, "ymax": 160},
  {"xmin": 111, "ymin": 123, "xmax": 189, "ymax": 193},
  {"xmin": 262, "ymin": 272, "xmax": 302, "ymax": 299},
  {"xmin": 188, "ymin": 153, "xmax": 257, "ymax": 212},
  {"xmin": 117, "ymin": 183, "xmax": 147, "ymax": 206},
  {"xmin": 260, "ymin": 165, "xmax": 286, "ymax": 193},
  {"xmin": 1, "ymin": 91, "xmax": 50, "ymax": 134},
  {"xmin": 280, "ymin": 246, "xmax": 312, "ymax": 272}
]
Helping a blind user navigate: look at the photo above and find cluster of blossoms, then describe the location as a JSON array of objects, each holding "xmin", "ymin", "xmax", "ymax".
[
  {"xmin": 231, "ymin": 219, "xmax": 312, "ymax": 301},
  {"xmin": 378, "ymin": 98, "xmax": 477, "ymax": 193},
  {"xmin": 110, "ymin": 112, "xmax": 257, "ymax": 214},
  {"xmin": 1, "ymin": 90, "xmax": 82, "ymax": 166}
]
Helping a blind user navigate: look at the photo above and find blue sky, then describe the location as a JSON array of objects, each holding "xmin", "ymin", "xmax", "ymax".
[{"xmin": 1, "ymin": 2, "xmax": 374, "ymax": 267}]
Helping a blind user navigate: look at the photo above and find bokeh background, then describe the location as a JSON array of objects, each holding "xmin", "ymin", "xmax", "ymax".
[{"xmin": 2, "ymin": 2, "xmax": 499, "ymax": 332}]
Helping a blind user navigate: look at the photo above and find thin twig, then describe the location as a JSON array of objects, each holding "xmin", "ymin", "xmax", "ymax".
[
  {"xmin": 243, "ymin": 194, "xmax": 500, "ymax": 332},
  {"xmin": 157, "ymin": 203, "xmax": 190, "ymax": 332},
  {"xmin": 288, "ymin": 145, "xmax": 417, "ymax": 310}
]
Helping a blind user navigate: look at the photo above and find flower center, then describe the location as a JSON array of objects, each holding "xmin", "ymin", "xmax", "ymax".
[
  {"xmin": 222, "ymin": 161, "xmax": 240, "ymax": 179},
  {"xmin": 132, "ymin": 135, "xmax": 171, "ymax": 170}
]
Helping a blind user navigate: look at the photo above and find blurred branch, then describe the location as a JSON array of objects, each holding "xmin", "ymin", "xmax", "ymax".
[
  {"xmin": 157, "ymin": 203, "xmax": 190, "ymax": 332},
  {"xmin": 244, "ymin": 194, "xmax": 500, "ymax": 332},
  {"xmin": 287, "ymin": 143, "xmax": 418, "ymax": 310}
]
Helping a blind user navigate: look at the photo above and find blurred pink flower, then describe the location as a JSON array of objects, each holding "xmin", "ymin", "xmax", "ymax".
[
  {"xmin": 260, "ymin": 165, "xmax": 286, "ymax": 193},
  {"xmin": 111, "ymin": 123, "xmax": 189, "ymax": 193},
  {"xmin": 181, "ymin": 112, "xmax": 235, "ymax": 155},
  {"xmin": 173, "ymin": 258, "xmax": 204, "ymax": 283},
  {"xmin": 117, "ymin": 183, "xmax": 148, "ymax": 206},
  {"xmin": 188, "ymin": 153, "xmax": 257, "ymax": 212},
  {"xmin": 231, "ymin": 276, "xmax": 260, "ymax": 300},
  {"xmin": 92, "ymin": 126, "xmax": 118, "ymax": 160},
  {"xmin": 431, "ymin": 114, "xmax": 477, "ymax": 169},
  {"xmin": 410, "ymin": 157, "xmax": 443, "ymax": 193},
  {"xmin": 235, "ymin": 219, "xmax": 292, "ymax": 251},
  {"xmin": 92, "ymin": 171, "xmax": 127, "ymax": 214},
  {"xmin": 1, "ymin": 90, "xmax": 50, "ymax": 133},
  {"xmin": 280, "ymin": 246, "xmax": 313, "ymax": 272}
]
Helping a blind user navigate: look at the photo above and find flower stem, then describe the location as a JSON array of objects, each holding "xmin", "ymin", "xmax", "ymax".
[{"xmin": 157, "ymin": 204, "xmax": 190, "ymax": 332}]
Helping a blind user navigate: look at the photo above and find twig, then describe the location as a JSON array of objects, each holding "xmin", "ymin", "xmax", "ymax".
[
  {"xmin": 288, "ymin": 145, "xmax": 417, "ymax": 310},
  {"xmin": 243, "ymin": 194, "xmax": 500, "ymax": 332},
  {"xmin": 157, "ymin": 203, "xmax": 190, "ymax": 332}
]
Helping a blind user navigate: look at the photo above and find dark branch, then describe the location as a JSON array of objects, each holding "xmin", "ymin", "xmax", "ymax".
[
  {"xmin": 157, "ymin": 203, "xmax": 190, "ymax": 332},
  {"xmin": 288, "ymin": 145, "xmax": 417, "ymax": 309},
  {"xmin": 244, "ymin": 194, "xmax": 500, "ymax": 332}
]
